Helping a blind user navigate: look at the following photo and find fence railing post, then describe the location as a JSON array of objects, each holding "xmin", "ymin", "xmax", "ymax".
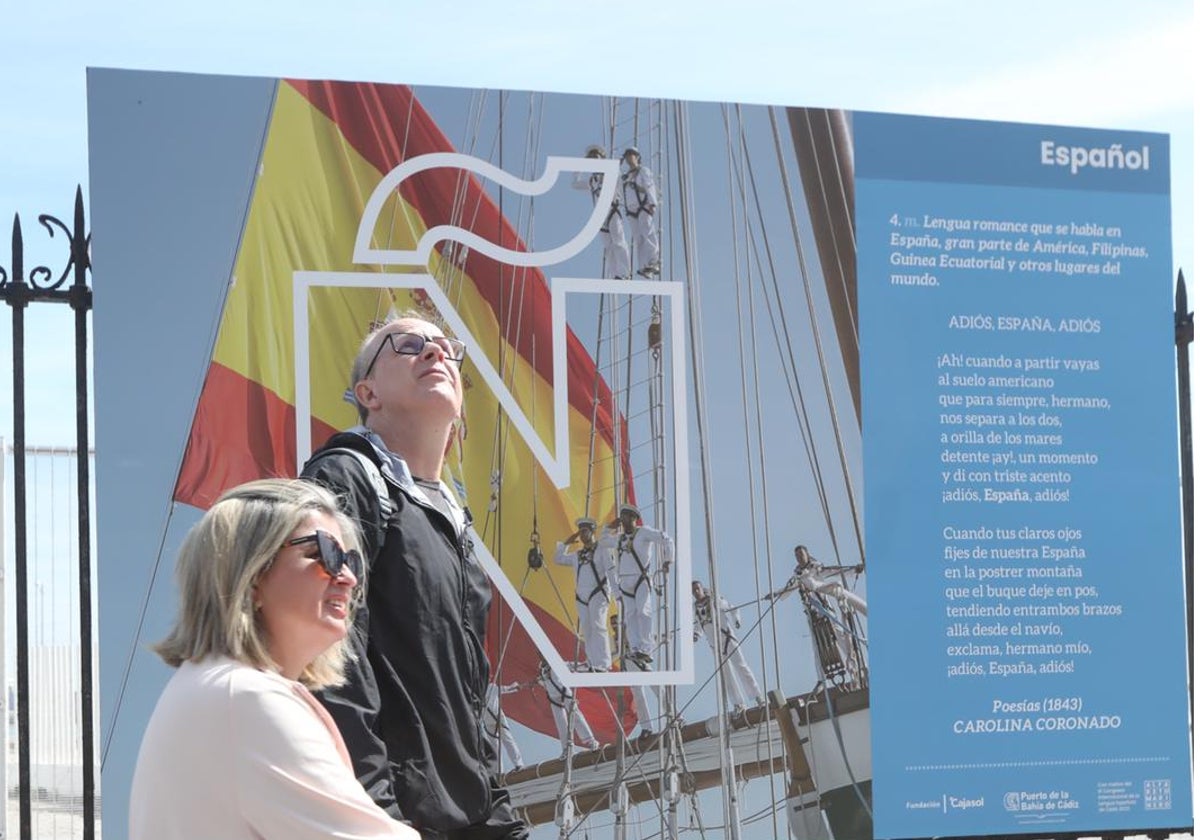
[{"xmin": 0, "ymin": 188, "xmax": 94, "ymax": 840}]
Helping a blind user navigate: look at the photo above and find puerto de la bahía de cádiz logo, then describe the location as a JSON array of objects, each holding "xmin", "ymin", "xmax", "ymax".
[{"xmin": 291, "ymin": 152, "xmax": 694, "ymax": 689}]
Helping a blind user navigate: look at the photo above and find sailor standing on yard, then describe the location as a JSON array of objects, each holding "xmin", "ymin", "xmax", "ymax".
[
  {"xmin": 553, "ymin": 516, "xmax": 616, "ymax": 672},
  {"xmin": 692, "ymin": 580, "xmax": 764, "ymax": 713},
  {"xmin": 775, "ymin": 545, "xmax": 868, "ymax": 688},
  {"xmin": 573, "ymin": 145, "xmax": 631, "ymax": 279},
  {"xmin": 609, "ymin": 615, "xmax": 658, "ymax": 741},
  {"xmin": 599, "ymin": 503, "xmax": 673, "ymax": 668},
  {"xmin": 537, "ymin": 661, "xmax": 601, "ymax": 757},
  {"xmin": 621, "ymin": 147, "xmax": 661, "ymax": 277}
]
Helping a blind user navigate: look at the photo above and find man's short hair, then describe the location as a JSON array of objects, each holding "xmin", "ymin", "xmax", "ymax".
[
  {"xmin": 153, "ymin": 478, "xmax": 360, "ymax": 689},
  {"xmin": 349, "ymin": 309, "xmax": 430, "ymax": 422}
]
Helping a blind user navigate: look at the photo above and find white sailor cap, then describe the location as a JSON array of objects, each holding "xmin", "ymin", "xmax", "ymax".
[
  {"xmin": 576, "ymin": 517, "xmax": 597, "ymax": 529},
  {"xmin": 618, "ymin": 503, "xmax": 640, "ymax": 518}
]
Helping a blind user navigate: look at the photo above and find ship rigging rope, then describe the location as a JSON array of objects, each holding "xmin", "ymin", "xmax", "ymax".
[
  {"xmin": 444, "ymin": 85, "xmax": 493, "ymax": 309},
  {"xmin": 476, "ymin": 99, "xmax": 867, "ymax": 838},
  {"xmin": 645, "ymin": 104, "xmax": 675, "ymax": 683},
  {"xmin": 668, "ymin": 97, "xmax": 746, "ymax": 840},
  {"xmin": 590, "ymin": 94, "xmax": 615, "ymax": 520},
  {"xmin": 740, "ymin": 176, "xmax": 789, "ymax": 729},
  {"xmin": 561, "ymin": 590, "xmax": 794, "ymax": 838},
  {"xmin": 102, "ymin": 499, "xmax": 182, "ymax": 766},
  {"xmin": 373, "ymin": 84, "xmax": 420, "ymax": 328},
  {"xmin": 740, "ymin": 795, "xmax": 799, "ymax": 829},
  {"xmin": 583, "ymin": 270, "xmax": 607, "ymax": 516},
  {"xmin": 647, "ymin": 107, "xmax": 685, "ymax": 803},
  {"xmin": 480, "ymin": 90, "xmax": 519, "ymax": 671},
  {"xmin": 792, "ymin": 580, "xmax": 869, "ymax": 810},
  {"xmin": 441, "ymin": 91, "xmax": 514, "ymax": 507},
  {"xmin": 766, "ymin": 105, "xmax": 864, "ymax": 564},
  {"xmin": 719, "ymin": 108, "xmax": 843, "ymax": 568},
  {"xmin": 805, "ymin": 597, "xmax": 868, "ymax": 646},
  {"xmin": 478, "ymin": 90, "xmax": 538, "ymax": 531},
  {"xmin": 476, "ymin": 95, "xmax": 593, "ymax": 659},
  {"xmin": 600, "ymin": 560, "xmax": 864, "ymax": 835},
  {"xmin": 581, "ymin": 98, "xmax": 684, "ymax": 840},
  {"xmin": 816, "ymin": 682, "xmax": 872, "ymax": 814},
  {"xmin": 523, "ymin": 335, "xmax": 592, "ymax": 669},
  {"xmin": 484, "ymin": 92, "xmax": 558, "ymax": 673},
  {"xmin": 105, "ymin": 197, "xmax": 240, "ymax": 762},
  {"xmin": 355, "ymin": 86, "xmax": 417, "ymax": 364},
  {"xmin": 721, "ymin": 105, "xmax": 786, "ymax": 840},
  {"xmin": 493, "ymin": 565, "xmax": 536, "ymax": 678},
  {"xmin": 648, "ymin": 103, "xmax": 686, "ymax": 825},
  {"xmin": 724, "ymin": 109, "xmax": 847, "ymax": 571},
  {"xmin": 721, "ymin": 112, "xmax": 871, "ymax": 831},
  {"xmin": 552, "ymin": 99, "xmax": 696, "ymax": 840}
]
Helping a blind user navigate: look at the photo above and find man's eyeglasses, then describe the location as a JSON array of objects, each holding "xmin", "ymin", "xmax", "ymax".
[
  {"xmin": 286, "ymin": 530, "xmax": 363, "ymax": 581},
  {"xmin": 363, "ymin": 332, "xmax": 467, "ymax": 378}
]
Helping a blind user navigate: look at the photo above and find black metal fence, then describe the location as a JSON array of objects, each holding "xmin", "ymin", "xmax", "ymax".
[{"xmin": 0, "ymin": 188, "xmax": 95, "ymax": 840}]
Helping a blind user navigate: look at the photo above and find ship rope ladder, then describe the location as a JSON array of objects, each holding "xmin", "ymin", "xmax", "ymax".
[{"xmin": 437, "ymin": 90, "xmax": 607, "ymax": 772}]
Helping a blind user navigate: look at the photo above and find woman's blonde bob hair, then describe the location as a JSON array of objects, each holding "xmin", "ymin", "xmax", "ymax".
[{"xmin": 153, "ymin": 478, "xmax": 360, "ymax": 689}]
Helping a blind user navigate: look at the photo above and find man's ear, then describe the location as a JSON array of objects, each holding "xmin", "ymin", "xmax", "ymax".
[{"xmin": 354, "ymin": 380, "xmax": 380, "ymax": 413}]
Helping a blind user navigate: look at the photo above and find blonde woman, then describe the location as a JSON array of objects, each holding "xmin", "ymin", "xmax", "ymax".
[{"xmin": 130, "ymin": 479, "xmax": 417, "ymax": 839}]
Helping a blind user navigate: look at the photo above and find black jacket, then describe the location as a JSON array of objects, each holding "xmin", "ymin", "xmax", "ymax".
[{"xmin": 303, "ymin": 430, "xmax": 525, "ymax": 839}]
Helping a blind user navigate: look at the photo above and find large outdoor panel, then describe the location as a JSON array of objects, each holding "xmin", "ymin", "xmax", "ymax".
[
  {"xmin": 860, "ymin": 113, "xmax": 1189, "ymax": 835},
  {"xmin": 88, "ymin": 70, "xmax": 1190, "ymax": 839}
]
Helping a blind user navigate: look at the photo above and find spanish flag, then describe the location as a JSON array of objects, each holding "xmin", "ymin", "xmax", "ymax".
[{"xmin": 173, "ymin": 79, "xmax": 636, "ymax": 741}]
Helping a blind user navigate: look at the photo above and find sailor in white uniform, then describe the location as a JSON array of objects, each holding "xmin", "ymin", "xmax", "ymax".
[
  {"xmin": 483, "ymin": 681, "xmax": 525, "ymax": 773},
  {"xmin": 692, "ymin": 580, "xmax": 764, "ymax": 712},
  {"xmin": 621, "ymin": 147, "xmax": 661, "ymax": 277},
  {"xmin": 573, "ymin": 144, "xmax": 631, "ymax": 279},
  {"xmin": 779, "ymin": 545, "xmax": 868, "ymax": 687},
  {"xmin": 553, "ymin": 516, "xmax": 616, "ymax": 671},
  {"xmin": 609, "ymin": 613, "xmax": 658, "ymax": 741},
  {"xmin": 599, "ymin": 503, "xmax": 673, "ymax": 667},
  {"xmin": 537, "ymin": 661, "xmax": 600, "ymax": 757}
]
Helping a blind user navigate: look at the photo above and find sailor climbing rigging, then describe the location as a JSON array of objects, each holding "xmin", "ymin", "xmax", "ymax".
[
  {"xmin": 484, "ymin": 682, "xmax": 525, "ymax": 773},
  {"xmin": 553, "ymin": 516, "xmax": 616, "ymax": 672},
  {"xmin": 573, "ymin": 144, "xmax": 632, "ymax": 279},
  {"xmin": 609, "ymin": 613, "xmax": 659, "ymax": 741},
  {"xmin": 692, "ymin": 581, "xmax": 764, "ymax": 712},
  {"xmin": 772, "ymin": 545, "xmax": 868, "ymax": 688},
  {"xmin": 620, "ymin": 147, "xmax": 661, "ymax": 277},
  {"xmin": 536, "ymin": 661, "xmax": 601, "ymax": 757},
  {"xmin": 599, "ymin": 503, "xmax": 673, "ymax": 667}
]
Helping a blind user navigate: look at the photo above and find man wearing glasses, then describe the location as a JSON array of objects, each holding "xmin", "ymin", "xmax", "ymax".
[{"xmin": 303, "ymin": 314, "xmax": 527, "ymax": 840}]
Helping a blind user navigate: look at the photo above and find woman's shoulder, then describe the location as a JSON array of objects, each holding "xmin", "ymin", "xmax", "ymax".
[
  {"xmin": 137, "ymin": 659, "xmax": 296, "ymax": 762},
  {"xmin": 179, "ymin": 656, "xmax": 274, "ymax": 685},
  {"xmin": 175, "ymin": 657, "xmax": 298, "ymax": 709},
  {"xmin": 178, "ymin": 658, "xmax": 320, "ymax": 744}
]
